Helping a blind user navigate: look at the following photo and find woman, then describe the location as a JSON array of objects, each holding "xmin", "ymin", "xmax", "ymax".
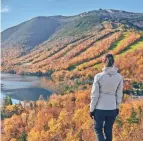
[{"xmin": 90, "ymin": 53, "xmax": 124, "ymax": 141}]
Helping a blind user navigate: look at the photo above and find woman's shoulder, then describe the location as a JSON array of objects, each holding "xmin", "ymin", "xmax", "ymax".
[
  {"xmin": 116, "ymin": 72, "xmax": 124, "ymax": 80},
  {"xmin": 94, "ymin": 72, "xmax": 105, "ymax": 81},
  {"xmin": 94, "ymin": 71, "xmax": 123, "ymax": 82}
]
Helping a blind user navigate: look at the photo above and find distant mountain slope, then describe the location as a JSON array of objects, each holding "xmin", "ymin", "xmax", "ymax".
[
  {"xmin": 1, "ymin": 9, "xmax": 143, "ymax": 83},
  {"xmin": 2, "ymin": 16, "xmax": 62, "ymax": 48},
  {"xmin": 2, "ymin": 9, "xmax": 143, "ymax": 49}
]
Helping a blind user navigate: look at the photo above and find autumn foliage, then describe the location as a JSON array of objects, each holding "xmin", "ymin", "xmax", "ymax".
[{"xmin": 1, "ymin": 91, "xmax": 143, "ymax": 141}]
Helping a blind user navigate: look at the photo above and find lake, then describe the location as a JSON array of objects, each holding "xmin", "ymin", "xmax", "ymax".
[{"xmin": 1, "ymin": 73, "xmax": 53, "ymax": 104}]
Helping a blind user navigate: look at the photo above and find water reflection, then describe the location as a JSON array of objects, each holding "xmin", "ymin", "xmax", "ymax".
[{"xmin": 1, "ymin": 73, "xmax": 53, "ymax": 102}]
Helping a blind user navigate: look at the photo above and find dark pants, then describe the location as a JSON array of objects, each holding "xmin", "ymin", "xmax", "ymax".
[{"xmin": 93, "ymin": 109, "xmax": 117, "ymax": 141}]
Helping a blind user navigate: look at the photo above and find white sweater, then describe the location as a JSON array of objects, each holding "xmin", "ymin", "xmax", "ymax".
[{"xmin": 90, "ymin": 65, "xmax": 124, "ymax": 112}]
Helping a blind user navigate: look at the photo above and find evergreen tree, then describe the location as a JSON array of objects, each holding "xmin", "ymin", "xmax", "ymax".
[
  {"xmin": 19, "ymin": 132, "xmax": 27, "ymax": 141},
  {"xmin": 127, "ymin": 107, "xmax": 140, "ymax": 124},
  {"xmin": 4, "ymin": 95, "xmax": 12, "ymax": 105}
]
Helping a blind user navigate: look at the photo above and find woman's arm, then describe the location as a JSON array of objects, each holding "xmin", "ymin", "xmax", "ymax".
[
  {"xmin": 116, "ymin": 77, "xmax": 124, "ymax": 109},
  {"xmin": 90, "ymin": 74, "xmax": 100, "ymax": 113}
]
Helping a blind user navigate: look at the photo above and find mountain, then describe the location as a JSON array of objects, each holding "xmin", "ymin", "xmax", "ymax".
[
  {"xmin": 1, "ymin": 16, "xmax": 63, "ymax": 57},
  {"xmin": 2, "ymin": 9, "xmax": 143, "ymax": 51},
  {"xmin": 1, "ymin": 9, "xmax": 143, "ymax": 88}
]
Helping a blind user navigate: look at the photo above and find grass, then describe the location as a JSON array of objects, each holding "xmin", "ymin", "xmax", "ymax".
[
  {"xmin": 119, "ymin": 37, "xmax": 143, "ymax": 55},
  {"xmin": 108, "ymin": 32, "xmax": 131, "ymax": 51},
  {"xmin": 92, "ymin": 33, "xmax": 143, "ymax": 69},
  {"xmin": 93, "ymin": 63, "xmax": 102, "ymax": 69}
]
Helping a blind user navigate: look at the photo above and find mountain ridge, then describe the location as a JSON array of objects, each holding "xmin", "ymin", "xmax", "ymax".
[
  {"xmin": 2, "ymin": 8, "xmax": 143, "ymax": 32},
  {"xmin": 2, "ymin": 9, "xmax": 143, "ymax": 45}
]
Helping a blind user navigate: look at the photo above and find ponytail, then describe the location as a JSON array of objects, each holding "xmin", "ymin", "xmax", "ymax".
[{"xmin": 103, "ymin": 53, "xmax": 114, "ymax": 67}]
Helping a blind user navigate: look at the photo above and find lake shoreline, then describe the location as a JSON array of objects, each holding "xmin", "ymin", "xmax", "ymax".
[
  {"xmin": 1, "ymin": 71, "xmax": 53, "ymax": 78},
  {"xmin": 1, "ymin": 73, "xmax": 54, "ymax": 102}
]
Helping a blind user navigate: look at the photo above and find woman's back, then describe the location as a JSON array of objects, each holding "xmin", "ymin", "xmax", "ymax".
[
  {"xmin": 98, "ymin": 66, "xmax": 122, "ymax": 94},
  {"xmin": 93, "ymin": 66, "xmax": 123, "ymax": 110}
]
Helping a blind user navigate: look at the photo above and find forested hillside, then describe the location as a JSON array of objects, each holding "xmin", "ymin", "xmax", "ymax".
[
  {"xmin": 1, "ymin": 9, "xmax": 143, "ymax": 95},
  {"xmin": 1, "ymin": 92, "xmax": 143, "ymax": 141}
]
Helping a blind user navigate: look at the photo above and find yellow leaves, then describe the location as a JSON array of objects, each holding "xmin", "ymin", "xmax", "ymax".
[
  {"xmin": 3, "ymin": 118, "xmax": 18, "ymax": 140},
  {"xmin": 113, "ymin": 99, "xmax": 143, "ymax": 140},
  {"xmin": 73, "ymin": 106, "xmax": 93, "ymax": 130},
  {"xmin": 65, "ymin": 129, "xmax": 80, "ymax": 141},
  {"xmin": 48, "ymin": 94, "xmax": 62, "ymax": 107},
  {"xmin": 57, "ymin": 110, "xmax": 68, "ymax": 122},
  {"xmin": 114, "ymin": 120, "xmax": 141, "ymax": 141},
  {"xmin": 120, "ymin": 103, "xmax": 132, "ymax": 117},
  {"xmin": 115, "ymin": 47, "xmax": 143, "ymax": 81},
  {"xmin": 123, "ymin": 94, "xmax": 131, "ymax": 102},
  {"xmin": 49, "ymin": 99, "xmax": 58, "ymax": 107},
  {"xmin": 21, "ymin": 112, "xmax": 28, "ymax": 124},
  {"xmin": 27, "ymin": 111, "xmax": 36, "ymax": 128},
  {"xmin": 2, "ymin": 89, "xmax": 143, "ymax": 141},
  {"xmin": 27, "ymin": 129, "xmax": 41, "ymax": 141},
  {"xmin": 5, "ymin": 105, "xmax": 16, "ymax": 112},
  {"xmin": 48, "ymin": 118, "xmax": 61, "ymax": 136},
  {"xmin": 10, "ymin": 138, "xmax": 17, "ymax": 141},
  {"xmin": 28, "ymin": 130, "xmax": 50, "ymax": 141},
  {"xmin": 47, "ymin": 110, "xmax": 70, "ymax": 138},
  {"xmin": 4, "ymin": 123, "xmax": 15, "ymax": 136}
]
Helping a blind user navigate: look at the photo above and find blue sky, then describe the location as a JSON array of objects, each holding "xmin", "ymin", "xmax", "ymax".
[{"xmin": 1, "ymin": 0, "xmax": 143, "ymax": 31}]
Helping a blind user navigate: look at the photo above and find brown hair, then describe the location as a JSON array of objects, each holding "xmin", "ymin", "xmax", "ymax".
[{"xmin": 102, "ymin": 53, "xmax": 114, "ymax": 67}]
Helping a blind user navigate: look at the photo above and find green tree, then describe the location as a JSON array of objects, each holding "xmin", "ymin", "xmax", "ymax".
[
  {"xmin": 127, "ymin": 107, "xmax": 140, "ymax": 124},
  {"xmin": 4, "ymin": 95, "xmax": 13, "ymax": 106},
  {"xmin": 19, "ymin": 132, "xmax": 27, "ymax": 141}
]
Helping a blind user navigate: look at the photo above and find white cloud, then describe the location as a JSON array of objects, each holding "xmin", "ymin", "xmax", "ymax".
[{"xmin": 1, "ymin": 5, "xmax": 10, "ymax": 13}]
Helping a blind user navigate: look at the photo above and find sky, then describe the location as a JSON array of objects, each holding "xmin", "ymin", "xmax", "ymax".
[{"xmin": 1, "ymin": 0, "xmax": 143, "ymax": 31}]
